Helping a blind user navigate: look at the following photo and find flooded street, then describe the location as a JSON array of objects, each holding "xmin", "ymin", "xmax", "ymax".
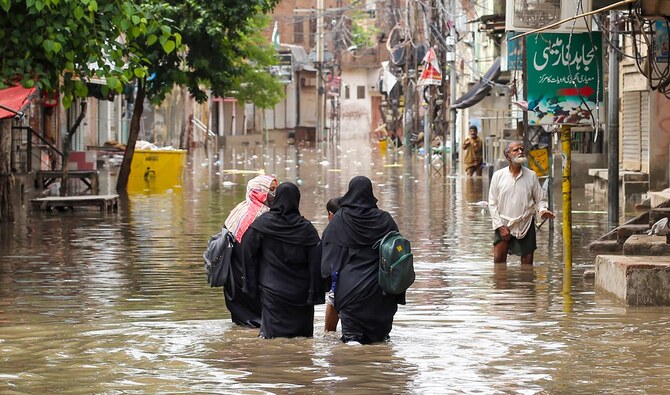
[{"xmin": 2, "ymin": 135, "xmax": 670, "ymax": 394}]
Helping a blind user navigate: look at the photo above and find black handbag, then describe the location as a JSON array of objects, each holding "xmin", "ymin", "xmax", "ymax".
[{"xmin": 203, "ymin": 227, "xmax": 235, "ymax": 291}]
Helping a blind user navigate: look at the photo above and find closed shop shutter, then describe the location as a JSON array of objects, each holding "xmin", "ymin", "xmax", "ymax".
[
  {"xmin": 621, "ymin": 90, "xmax": 649, "ymax": 171},
  {"xmin": 640, "ymin": 92, "xmax": 650, "ymax": 173}
]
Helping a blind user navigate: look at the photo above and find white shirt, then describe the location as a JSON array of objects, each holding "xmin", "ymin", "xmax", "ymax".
[{"xmin": 488, "ymin": 166, "xmax": 547, "ymax": 239}]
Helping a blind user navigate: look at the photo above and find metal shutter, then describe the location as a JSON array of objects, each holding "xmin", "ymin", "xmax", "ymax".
[
  {"xmin": 621, "ymin": 91, "xmax": 649, "ymax": 172},
  {"xmin": 640, "ymin": 91, "xmax": 650, "ymax": 173}
]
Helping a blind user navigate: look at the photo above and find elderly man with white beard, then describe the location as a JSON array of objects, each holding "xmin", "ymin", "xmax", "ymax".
[{"xmin": 488, "ymin": 141, "xmax": 555, "ymax": 265}]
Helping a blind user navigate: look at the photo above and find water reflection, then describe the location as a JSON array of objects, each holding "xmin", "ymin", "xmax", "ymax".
[{"xmin": 2, "ymin": 136, "xmax": 670, "ymax": 393}]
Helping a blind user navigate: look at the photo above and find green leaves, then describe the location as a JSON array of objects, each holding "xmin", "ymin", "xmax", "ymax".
[
  {"xmin": 62, "ymin": 94, "xmax": 72, "ymax": 109},
  {"xmin": 73, "ymin": 6, "xmax": 84, "ymax": 20},
  {"xmin": 133, "ymin": 67, "xmax": 146, "ymax": 79},
  {"xmin": 74, "ymin": 80, "xmax": 88, "ymax": 97},
  {"xmin": 43, "ymin": 39, "xmax": 55, "ymax": 52},
  {"xmin": 162, "ymin": 40, "xmax": 175, "ymax": 54},
  {"xmin": 0, "ymin": 0, "xmax": 280, "ymax": 109},
  {"xmin": 0, "ymin": 0, "xmax": 184, "ymax": 108}
]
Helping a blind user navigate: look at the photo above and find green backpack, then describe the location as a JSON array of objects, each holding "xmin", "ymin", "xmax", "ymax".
[{"xmin": 374, "ymin": 231, "xmax": 415, "ymax": 295}]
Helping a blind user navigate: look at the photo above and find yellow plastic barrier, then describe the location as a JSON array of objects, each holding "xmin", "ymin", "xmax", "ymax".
[{"xmin": 127, "ymin": 149, "xmax": 187, "ymax": 192}]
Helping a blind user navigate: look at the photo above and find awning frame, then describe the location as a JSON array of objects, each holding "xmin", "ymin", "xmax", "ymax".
[{"xmin": 451, "ymin": 57, "xmax": 502, "ymax": 110}]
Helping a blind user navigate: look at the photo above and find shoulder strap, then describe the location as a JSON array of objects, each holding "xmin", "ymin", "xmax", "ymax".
[{"xmin": 373, "ymin": 231, "xmax": 395, "ymax": 249}]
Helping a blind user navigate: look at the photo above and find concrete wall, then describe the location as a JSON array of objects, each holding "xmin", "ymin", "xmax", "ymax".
[
  {"xmin": 340, "ymin": 68, "xmax": 374, "ymax": 137},
  {"xmin": 571, "ymin": 153, "xmax": 605, "ymax": 188},
  {"xmin": 596, "ymin": 255, "xmax": 670, "ymax": 306}
]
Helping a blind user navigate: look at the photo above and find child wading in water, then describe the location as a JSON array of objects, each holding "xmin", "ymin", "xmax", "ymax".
[{"xmin": 324, "ymin": 197, "xmax": 341, "ymax": 332}]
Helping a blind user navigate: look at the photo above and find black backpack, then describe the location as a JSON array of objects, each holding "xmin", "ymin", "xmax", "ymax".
[
  {"xmin": 373, "ymin": 231, "xmax": 415, "ymax": 294},
  {"xmin": 203, "ymin": 227, "xmax": 235, "ymax": 291}
]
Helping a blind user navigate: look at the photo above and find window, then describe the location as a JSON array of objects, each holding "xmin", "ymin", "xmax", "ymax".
[
  {"xmin": 293, "ymin": 17, "xmax": 303, "ymax": 44},
  {"xmin": 344, "ymin": 85, "xmax": 350, "ymax": 99},
  {"xmin": 357, "ymin": 86, "xmax": 365, "ymax": 99}
]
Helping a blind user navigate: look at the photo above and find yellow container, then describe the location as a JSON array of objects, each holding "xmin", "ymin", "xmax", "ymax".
[
  {"xmin": 127, "ymin": 149, "xmax": 187, "ymax": 192},
  {"xmin": 379, "ymin": 139, "xmax": 388, "ymax": 151}
]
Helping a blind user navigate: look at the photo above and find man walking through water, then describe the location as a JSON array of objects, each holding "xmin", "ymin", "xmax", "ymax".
[
  {"xmin": 488, "ymin": 141, "xmax": 555, "ymax": 265},
  {"xmin": 462, "ymin": 125, "xmax": 484, "ymax": 176}
]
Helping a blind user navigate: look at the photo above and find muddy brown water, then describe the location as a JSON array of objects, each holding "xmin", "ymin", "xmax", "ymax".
[{"xmin": 1, "ymin": 137, "xmax": 669, "ymax": 394}]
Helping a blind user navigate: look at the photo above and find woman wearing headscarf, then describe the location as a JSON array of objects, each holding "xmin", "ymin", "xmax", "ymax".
[
  {"xmin": 321, "ymin": 176, "xmax": 403, "ymax": 344},
  {"xmin": 223, "ymin": 174, "xmax": 277, "ymax": 328},
  {"xmin": 242, "ymin": 182, "xmax": 324, "ymax": 338}
]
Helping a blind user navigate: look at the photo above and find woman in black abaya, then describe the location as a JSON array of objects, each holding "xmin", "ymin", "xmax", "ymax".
[
  {"xmin": 242, "ymin": 182, "xmax": 324, "ymax": 338},
  {"xmin": 223, "ymin": 175, "xmax": 277, "ymax": 328},
  {"xmin": 321, "ymin": 176, "xmax": 403, "ymax": 344}
]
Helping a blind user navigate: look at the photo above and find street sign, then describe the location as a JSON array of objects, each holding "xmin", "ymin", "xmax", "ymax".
[
  {"xmin": 528, "ymin": 147, "xmax": 550, "ymax": 177},
  {"xmin": 526, "ymin": 32, "xmax": 603, "ymax": 125},
  {"xmin": 418, "ymin": 48, "xmax": 442, "ymax": 86},
  {"xmin": 327, "ymin": 76, "xmax": 341, "ymax": 97}
]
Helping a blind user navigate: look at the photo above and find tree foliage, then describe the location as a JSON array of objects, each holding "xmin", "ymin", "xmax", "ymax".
[
  {"xmin": 0, "ymin": 0, "xmax": 283, "ymax": 109},
  {"xmin": 0, "ymin": 0, "xmax": 179, "ymax": 108},
  {"xmin": 229, "ymin": 15, "xmax": 285, "ymax": 109},
  {"xmin": 115, "ymin": 0, "xmax": 282, "ymax": 192},
  {"xmin": 349, "ymin": 3, "xmax": 380, "ymax": 49},
  {"xmin": 0, "ymin": 0, "xmax": 284, "ymax": 196},
  {"xmin": 143, "ymin": 0, "xmax": 283, "ymax": 108}
]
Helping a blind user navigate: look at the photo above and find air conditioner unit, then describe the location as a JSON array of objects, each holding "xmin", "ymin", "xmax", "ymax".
[{"xmin": 505, "ymin": 0, "xmax": 592, "ymax": 32}]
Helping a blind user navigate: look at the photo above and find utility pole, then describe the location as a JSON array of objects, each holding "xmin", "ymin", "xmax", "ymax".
[
  {"xmin": 425, "ymin": 0, "xmax": 436, "ymax": 168},
  {"xmin": 316, "ymin": 0, "xmax": 324, "ymax": 146},
  {"xmin": 607, "ymin": 11, "xmax": 620, "ymax": 230},
  {"xmin": 402, "ymin": 0, "xmax": 413, "ymax": 157},
  {"xmin": 448, "ymin": 0, "xmax": 457, "ymax": 173}
]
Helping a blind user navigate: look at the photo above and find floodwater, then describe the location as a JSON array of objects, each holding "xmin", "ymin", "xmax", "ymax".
[{"xmin": 2, "ymin": 135, "xmax": 670, "ymax": 394}]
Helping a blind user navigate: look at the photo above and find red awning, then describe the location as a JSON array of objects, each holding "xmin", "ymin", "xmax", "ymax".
[{"xmin": 0, "ymin": 85, "xmax": 36, "ymax": 119}]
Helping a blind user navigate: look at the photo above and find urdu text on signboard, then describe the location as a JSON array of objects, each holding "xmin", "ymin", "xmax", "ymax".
[{"xmin": 525, "ymin": 32, "xmax": 603, "ymax": 125}]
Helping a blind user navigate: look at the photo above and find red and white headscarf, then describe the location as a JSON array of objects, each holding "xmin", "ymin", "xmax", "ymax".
[{"xmin": 224, "ymin": 175, "xmax": 277, "ymax": 242}]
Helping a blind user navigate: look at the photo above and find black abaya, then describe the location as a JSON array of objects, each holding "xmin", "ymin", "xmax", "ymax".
[
  {"xmin": 223, "ymin": 242, "xmax": 261, "ymax": 328},
  {"xmin": 243, "ymin": 182, "xmax": 323, "ymax": 339},
  {"xmin": 322, "ymin": 176, "xmax": 403, "ymax": 344}
]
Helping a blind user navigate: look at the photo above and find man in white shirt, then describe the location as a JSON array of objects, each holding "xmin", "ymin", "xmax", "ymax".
[{"xmin": 488, "ymin": 141, "xmax": 555, "ymax": 265}]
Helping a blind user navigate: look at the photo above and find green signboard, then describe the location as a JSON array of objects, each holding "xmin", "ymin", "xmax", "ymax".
[
  {"xmin": 505, "ymin": 32, "xmax": 523, "ymax": 71},
  {"xmin": 526, "ymin": 32, "xmax": 603, "ymax": 125}
]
